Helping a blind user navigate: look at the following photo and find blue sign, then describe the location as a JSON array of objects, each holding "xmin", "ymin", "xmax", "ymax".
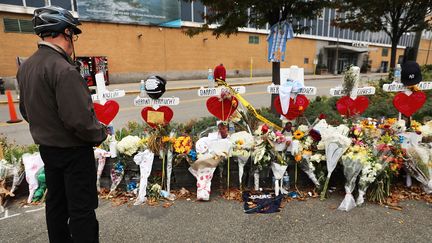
[{"xmin": 77, "ymin": 0, "xmax": 181, "ymax": 27}]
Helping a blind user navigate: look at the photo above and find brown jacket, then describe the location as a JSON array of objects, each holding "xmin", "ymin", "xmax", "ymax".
[{"xmin": 17, "ymin": 42, "xmax": 107, "ymax": 147}]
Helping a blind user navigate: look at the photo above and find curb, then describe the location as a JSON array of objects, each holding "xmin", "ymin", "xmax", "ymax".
[{"xmin": 0, "ymin": 75, "xmax": 387, "ymax": 104}]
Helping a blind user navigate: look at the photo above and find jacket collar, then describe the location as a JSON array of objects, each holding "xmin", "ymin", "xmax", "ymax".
[{"xmin": 38, "ymin": 41, "xmax": 73, "ymax": 64}]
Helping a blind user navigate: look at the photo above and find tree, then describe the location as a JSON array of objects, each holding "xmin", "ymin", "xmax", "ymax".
[
  {"xmin": 332, "ymin": 0, "xmax": 432, "ymax": 72},
  {"xmin": 183, "ymin": 0, "xmax": 328, "ymax": 112}
]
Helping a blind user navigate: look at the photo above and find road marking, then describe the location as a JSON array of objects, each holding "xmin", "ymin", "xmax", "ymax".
[
  {"xmin": 25, "ymin": 207, "xmax": 45, "ymax": 213},
  {"xmin": 0, "ymin": 209, "xmax": 21, "ymax": 221}
]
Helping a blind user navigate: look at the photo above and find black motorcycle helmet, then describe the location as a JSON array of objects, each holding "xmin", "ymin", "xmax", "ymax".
[{"xmin": 33, "ymin": 6, "xmax": 82, "ymax": 38}]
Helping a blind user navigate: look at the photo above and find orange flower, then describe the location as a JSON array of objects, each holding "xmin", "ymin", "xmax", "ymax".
[{"xmin": 294, "ymin": 153, "xmax": 302, "ymax": 162}]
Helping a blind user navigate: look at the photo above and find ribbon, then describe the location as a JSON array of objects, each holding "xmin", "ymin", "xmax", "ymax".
[{"xmin": 216, "ymin": 78, "xmax": 282, "ymax": 130}]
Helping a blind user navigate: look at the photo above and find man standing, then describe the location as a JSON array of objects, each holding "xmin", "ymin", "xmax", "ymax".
[{"xmin": 17, "ymin": 6, "xmax": 106, "ymax": 243}]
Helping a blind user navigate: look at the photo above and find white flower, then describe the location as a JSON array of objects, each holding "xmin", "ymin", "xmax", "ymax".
[
  {"xmin": 420, "ymin": 122, "xmax": 432, "ymax": 137},
  {"xmin": 392, "ymin": 119, "xmax": 406, "ymax": 133},
  {"xmin": 267, "ymin": 131, "xmax": 276, "ymax": 142},
  {"xmin": 317, "ymin": 141, "xmax": 325, "ymax": 150},
  {"xmin": 230, "ymin": 131, "xmax": 254, "ymax": 150},
  {"xmin": 298, "ymin": 125, "xmax": 309, "ymax": 133},
  {"xmin": 117, "ymin": 135, "xmax": 141, "ymax": 156},
  {"xmin": 310, "ymin": 154, "xmax": 321, "ymax": 162}
]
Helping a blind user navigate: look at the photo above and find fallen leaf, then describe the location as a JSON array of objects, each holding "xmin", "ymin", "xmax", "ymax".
[{"xmin": 163, "ymin": 202, "xmax": 173, "ymax": 208}]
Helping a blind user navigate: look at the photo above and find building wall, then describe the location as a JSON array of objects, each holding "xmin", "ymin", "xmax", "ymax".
[
  {"xmin": 367, "ymin": 45, "xmax": 405, "ymax": 72},
  {"xmin": 417, "ymin": 38, "xmax": 432, "ymax": 66},
  {"xmin": 0, "ymin": 12, "xmax": 38, "ymax": 77},
  {"xmin": 0, "ymin": 12, "xmax": 408, "ymax": 82}
]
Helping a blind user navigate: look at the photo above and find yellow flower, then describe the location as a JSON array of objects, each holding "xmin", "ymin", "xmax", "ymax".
[
  {"xmin": 303, "ymin": 150, "xmax": 312, "ymax": 156},
  {"xmin": 411, "ymin": 120, "xmax": 421, "ymax": 131},
  {"xmin": 293, "ymin": 130, "xmax": 304, "ymax": 140},
  {"xmin": 386, "ymin": 118, "xmax": 397, "ymax": 125},
  {"xmin": 162, "ymin": 136, "xmax": 171, "ymax": 143}
]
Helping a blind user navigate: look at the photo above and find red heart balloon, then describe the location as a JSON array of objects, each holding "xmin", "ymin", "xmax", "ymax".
[
  {"xmin": 206, "ymin": 97, "xmax": 238, "ymax": 121},
  {"xmin": 141, "ymin": 106, "xmax": 174, "ymax": 128},
  {"xmin": 336, "ymin": 96, "xmax": 369, "ymax": 117},
  {"xmin": 274, "ymin": 95, "xmax": 310, "ymax": 120},
  {"xmin": 93, "ymin": 100, "xmax": 120, "ymax": 125},
  {"xmin": 393, "ymin": 91, "xmax": 427, "ymax": 117}
]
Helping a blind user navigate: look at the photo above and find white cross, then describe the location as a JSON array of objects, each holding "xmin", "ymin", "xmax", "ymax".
[
  {"xmin": 382, "ymin": 82, "xmax": 432, "ymax": 93},
  {"xmin": 133, "ymin": 81, "xmax": 180, "ymax": 109},
  {"xmin": 197, "ymin": 86, "xmax": 246, "ymax": 97},
  {"xmin": 91, "ymin": 72, "xmax": 125, "ymax": 105},
  {"xmin": 329, "ymin": 66, "xmax": 375, "ymax": 99},
  {"xmin": 267, "ymin": 66, "xmax": 317, "ymax": 95}
]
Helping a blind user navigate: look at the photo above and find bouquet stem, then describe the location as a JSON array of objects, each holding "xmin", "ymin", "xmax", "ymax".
[
  {"xmin": 161, "ymin": 151, "xmax": 165, "ymax": 188},
  {"xmin": 320, "ymin": 176, "xmax": 331, "ymax": 200},
  {"xmin": 227, "ymin": 156, "xmax": 230, "ymax": 199}
]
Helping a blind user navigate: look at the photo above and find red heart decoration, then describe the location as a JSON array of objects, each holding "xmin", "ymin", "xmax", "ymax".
[
  {"xmin": 93, "ymin": 100, "xmax": 120, "ymax": 125},
  {"xmin": 206, "ymin": 97, "xmax": 238, "ymax": 121},
  {"xmin": 336, "ymin": 96, "xmax": 369, "ymax": 117},
  {"xmin": 393, "ymin": 91, "xmax": 427, "ymax": 117},
  {"xmin": 274, "ymin": 95, "xmax": 310, "ymax": 120},
  {"xmin": 141, "ymin": 106, "xmax": 174, "ymax": 128}
]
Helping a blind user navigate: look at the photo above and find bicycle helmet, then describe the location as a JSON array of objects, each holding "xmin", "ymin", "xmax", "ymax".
[{"xmin": 33, "ymin": 6, "xmax": 82, "ymax": 37}]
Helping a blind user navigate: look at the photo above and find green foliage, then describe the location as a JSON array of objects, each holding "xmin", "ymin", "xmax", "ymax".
[
  {"xmin": 342, "ymin": 66, "xmax": 356, "ymax": 95},
  {"xmin": 0, "ymin": 134, "xmax": 38, "ymax": 164},
  {"xmin": 256, "ymin": 107, "xmax": 282, "ymax": 127},
  {"xmin": 182, "ymin": 116, "xmax": 218, "ymax": 137},
  {"xmin": 333, "ymin": 0, "xmax": 432, "ymax": 68},
  {"xmin": 422, "ymin": 65, "xmax": 432, "ymax": 81},
  {"xmin": 304, "ymin": 96, "xmax": 343, "ymax": 125},
  {"xmin": 182, "ymin": 0, "xmax": 329, "ymax": 38}
]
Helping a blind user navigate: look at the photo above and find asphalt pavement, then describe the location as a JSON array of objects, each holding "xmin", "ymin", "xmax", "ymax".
[
  {"xmin": 1, "ymin": 193, "xmax": 431, "ymax": 243},
  {"xmin": 0, "ymin": 73, "xmax": 388, "ymax": 104}
]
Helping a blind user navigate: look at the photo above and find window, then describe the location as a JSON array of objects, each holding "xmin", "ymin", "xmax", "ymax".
[
  {"xmin": 3, "ymin": 18, "xmax": 34, "ymax": 34},
  {"xmin": 0, "ymin": 0, "xmax": 22, "ymax": 5},
  {"xmin": 249, "ymin": 35, "xmax": 259, "ymax": 44},
  {"xmin": 382, "ymin": 48, "xmax": 389, "ymax": 57},
  {"xmin": 51, "ymin": 0, "xmax": 72, "ymax": 10},
  {"xmin": 304, "ymin": 58, "xmax": 309, "ymax": 64},
  {"xmin": 0, "ymin": 0, "xmax": 75, "ymax": 10},
  {"xmin": 26, "ymin": 0, "xmax": 45, "ymax": 8}
]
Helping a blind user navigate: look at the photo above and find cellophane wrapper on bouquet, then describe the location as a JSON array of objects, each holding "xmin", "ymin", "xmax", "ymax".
[
  {"xmin": 405, "ymin": 145, "xmax": 432, "ymax": 194},
  {"xmin": 338, "ymin": 156, "xmax": 363, "ymax": 211}
]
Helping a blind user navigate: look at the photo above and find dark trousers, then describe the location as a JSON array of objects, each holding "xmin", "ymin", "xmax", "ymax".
[{"xmin": 39, "ymin": 145, "xmax": 99, "ymax": 243}]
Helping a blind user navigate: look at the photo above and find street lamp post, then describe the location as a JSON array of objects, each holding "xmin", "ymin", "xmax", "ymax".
[{"xmin": 334, "ymin": 28, "xmax": 340, "ymax": 75}]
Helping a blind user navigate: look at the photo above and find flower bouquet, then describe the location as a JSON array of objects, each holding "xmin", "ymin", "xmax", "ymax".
[
  {"xmin": 189, "ymin": 136, "xmax": 231, "ymax": 200},
  {"xmin": 356, "ymin": 152, "xmax": 383, "ymax": 206},
  {"xmin": 109, "ymin": 135, "xmax": 141, "ymax": 196},
  {"xmin": 133, "ymin": 149, "xmax": 155, "ymax": 205},
  {"xmin": 229, "ymin": 131, "xmax": 254, "ymax": 188},
  {"xmin": 366, "ymin": 135, "xmax": 405, "ymax": 202},
  {"xmin": 94, "ymin": 147, "xmax": 111, "ymax": 192},
  {"xmin": 267, "ymin": 130, "xmax": 290, "ymax": 195},
  {"xmin": 299, "ymin": 129, "xmax": 324, "ymax": 189},
  {"xmin": 337, "ymin": 145, "xmax": 366, "ymax": 211},
  {"xmin": 252, "ymin": 124, "xmax": 275, "ymax": 190},
  {"xmin": 319, "ymin": 124, "xmax": 351, "ymax": 200},
  {"xmin": 405, "ymin": 144, "xmax": 432, "ymax": 193}
]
